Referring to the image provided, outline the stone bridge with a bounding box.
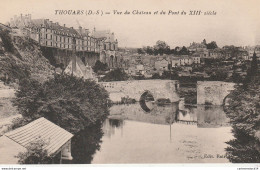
[197,81,235,105]
[99,80,180,103]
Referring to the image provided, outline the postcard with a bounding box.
[0,0,259,168]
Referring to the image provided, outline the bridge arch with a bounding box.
[139,90,155,112]
[223,93,233,113]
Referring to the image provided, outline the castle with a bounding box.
[7,14,120,68]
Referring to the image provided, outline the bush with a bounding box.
[16,139,52,164]
[13,74,110,133]
[101,68,128,82]
[93,60,109,73]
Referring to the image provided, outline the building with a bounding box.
[208,48,224,59]
[64,56,97,81]
[188,41,207,52]
[192,55,201,64]
[136,64,145,75]
[155,58,169,71]
[7,14,119,68]
[0,117,73,164]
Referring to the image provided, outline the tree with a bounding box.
[224,76,260,162]
[13,74,110,133]
[206,41,218,49]
[151,73,161,79]
[93,60,108,73]
[16,139,52,164]
[137,48,145,54]
[145,46,154,55]
[153,40,170,55]
[179,46,189,55]
[101,68,129,82]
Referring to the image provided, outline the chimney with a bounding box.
[64,24,66,27]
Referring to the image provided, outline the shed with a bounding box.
[0,117,74,164]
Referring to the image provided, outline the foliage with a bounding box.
[206,41,218,49]
[225,127,260,163]
[93,60,109,73]
[151,73,161,79]
[16,139,52,164]
[0,55,31,83]
[13,74,110,133]
[153,40,171,55]
[178,46,189,55]
[137,40,190,55]
[224,76,260,163]
[178,88,197,104]
[0,29,20,56]
[101,68,129,82]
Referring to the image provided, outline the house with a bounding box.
[208,48,223,59]
[188,41,207,52]
[155,58,169,71]
[0,117,74,164]
[136,64,145,75]
[192,55,201,64]
[180,56,193,65]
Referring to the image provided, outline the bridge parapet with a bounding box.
[197,81,235,105]
[99,80,180,103]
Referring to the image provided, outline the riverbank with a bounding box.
[0,81,21,135]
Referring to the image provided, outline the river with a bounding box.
[71,102,234,164]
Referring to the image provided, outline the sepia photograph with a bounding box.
[0,0,259,168]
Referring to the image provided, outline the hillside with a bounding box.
[0,28,54,134]
[0,28,54,83]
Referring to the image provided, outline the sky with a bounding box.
[1,0,260,48]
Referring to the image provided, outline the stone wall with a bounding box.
[40,46,99,68]
[99,80,180,102]
[197,81,235,105]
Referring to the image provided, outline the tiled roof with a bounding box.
[29,19,81,37]
[4,117,73,155]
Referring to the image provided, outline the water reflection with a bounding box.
[91,103,233,163]
[71,122,104,164]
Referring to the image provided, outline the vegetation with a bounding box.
[12,74,110,133]
[224,54,260,163]
[137,39,218,56]
[93,60,109,73]
[137,40,189,55]
[101,68,129,82]
[16,139,52,164]
[0,29,21,57]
